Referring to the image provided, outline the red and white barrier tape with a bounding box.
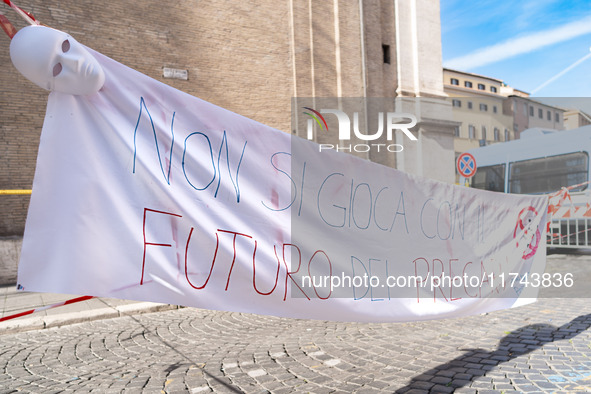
[549,226,591,241]
[546,181,591,235]
[0,295,94,323]
[0,13,16,38]
[2,0,39,26]
[547,181,591,217]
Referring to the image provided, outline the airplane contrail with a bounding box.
[531,48,591,94]
[445,15,591,70]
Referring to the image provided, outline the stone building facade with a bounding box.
[0,0,453,236]
[564,109,591,130]
[443,68,565,174]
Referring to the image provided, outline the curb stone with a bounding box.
[0,302,180,334]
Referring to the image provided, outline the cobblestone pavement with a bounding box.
[0,298,590,393]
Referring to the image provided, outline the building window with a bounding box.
[505,129,510,141]
[478,83,485,90]
[465,81,473,88]
[494,128,499,141]
[479,103,488,111]
[382,44,391,64]
[491,86,498,93]
[450,78,459,85]
[523,103,527,116]
[468,125,475,139]
[555,112,560,122]
[452,99,461,107]
[493,105,498,113]
[454,126,460,137]
[547,110,551,121]
[538,108,543,119]
[481,126,487,140]
[514,123,518,132]
[529,106,534,116]
[467,101,473,109]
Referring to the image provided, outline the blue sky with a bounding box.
[440,0,591,99]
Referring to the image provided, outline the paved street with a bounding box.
[1,295,591,393]
[1,253,591,393]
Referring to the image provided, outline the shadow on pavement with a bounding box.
[547,248,591,256]
[125,313,243,393]
[396,314,591,393]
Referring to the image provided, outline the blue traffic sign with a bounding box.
[457,152,477,178]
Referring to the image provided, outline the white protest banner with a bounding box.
[16,40,548,323]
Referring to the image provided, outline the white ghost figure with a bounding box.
[10,25,105,95]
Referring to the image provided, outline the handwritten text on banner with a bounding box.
[17,48,548,322]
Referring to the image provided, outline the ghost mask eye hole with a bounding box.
[52,63,62,77]
[61,39,70,53]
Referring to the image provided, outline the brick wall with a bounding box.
[0,237,21,285]
[0,0,303,235]
[0,0,448,235]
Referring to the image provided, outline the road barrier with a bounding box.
[547,182,591,248]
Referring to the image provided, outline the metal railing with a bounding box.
[548,218,591,248]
